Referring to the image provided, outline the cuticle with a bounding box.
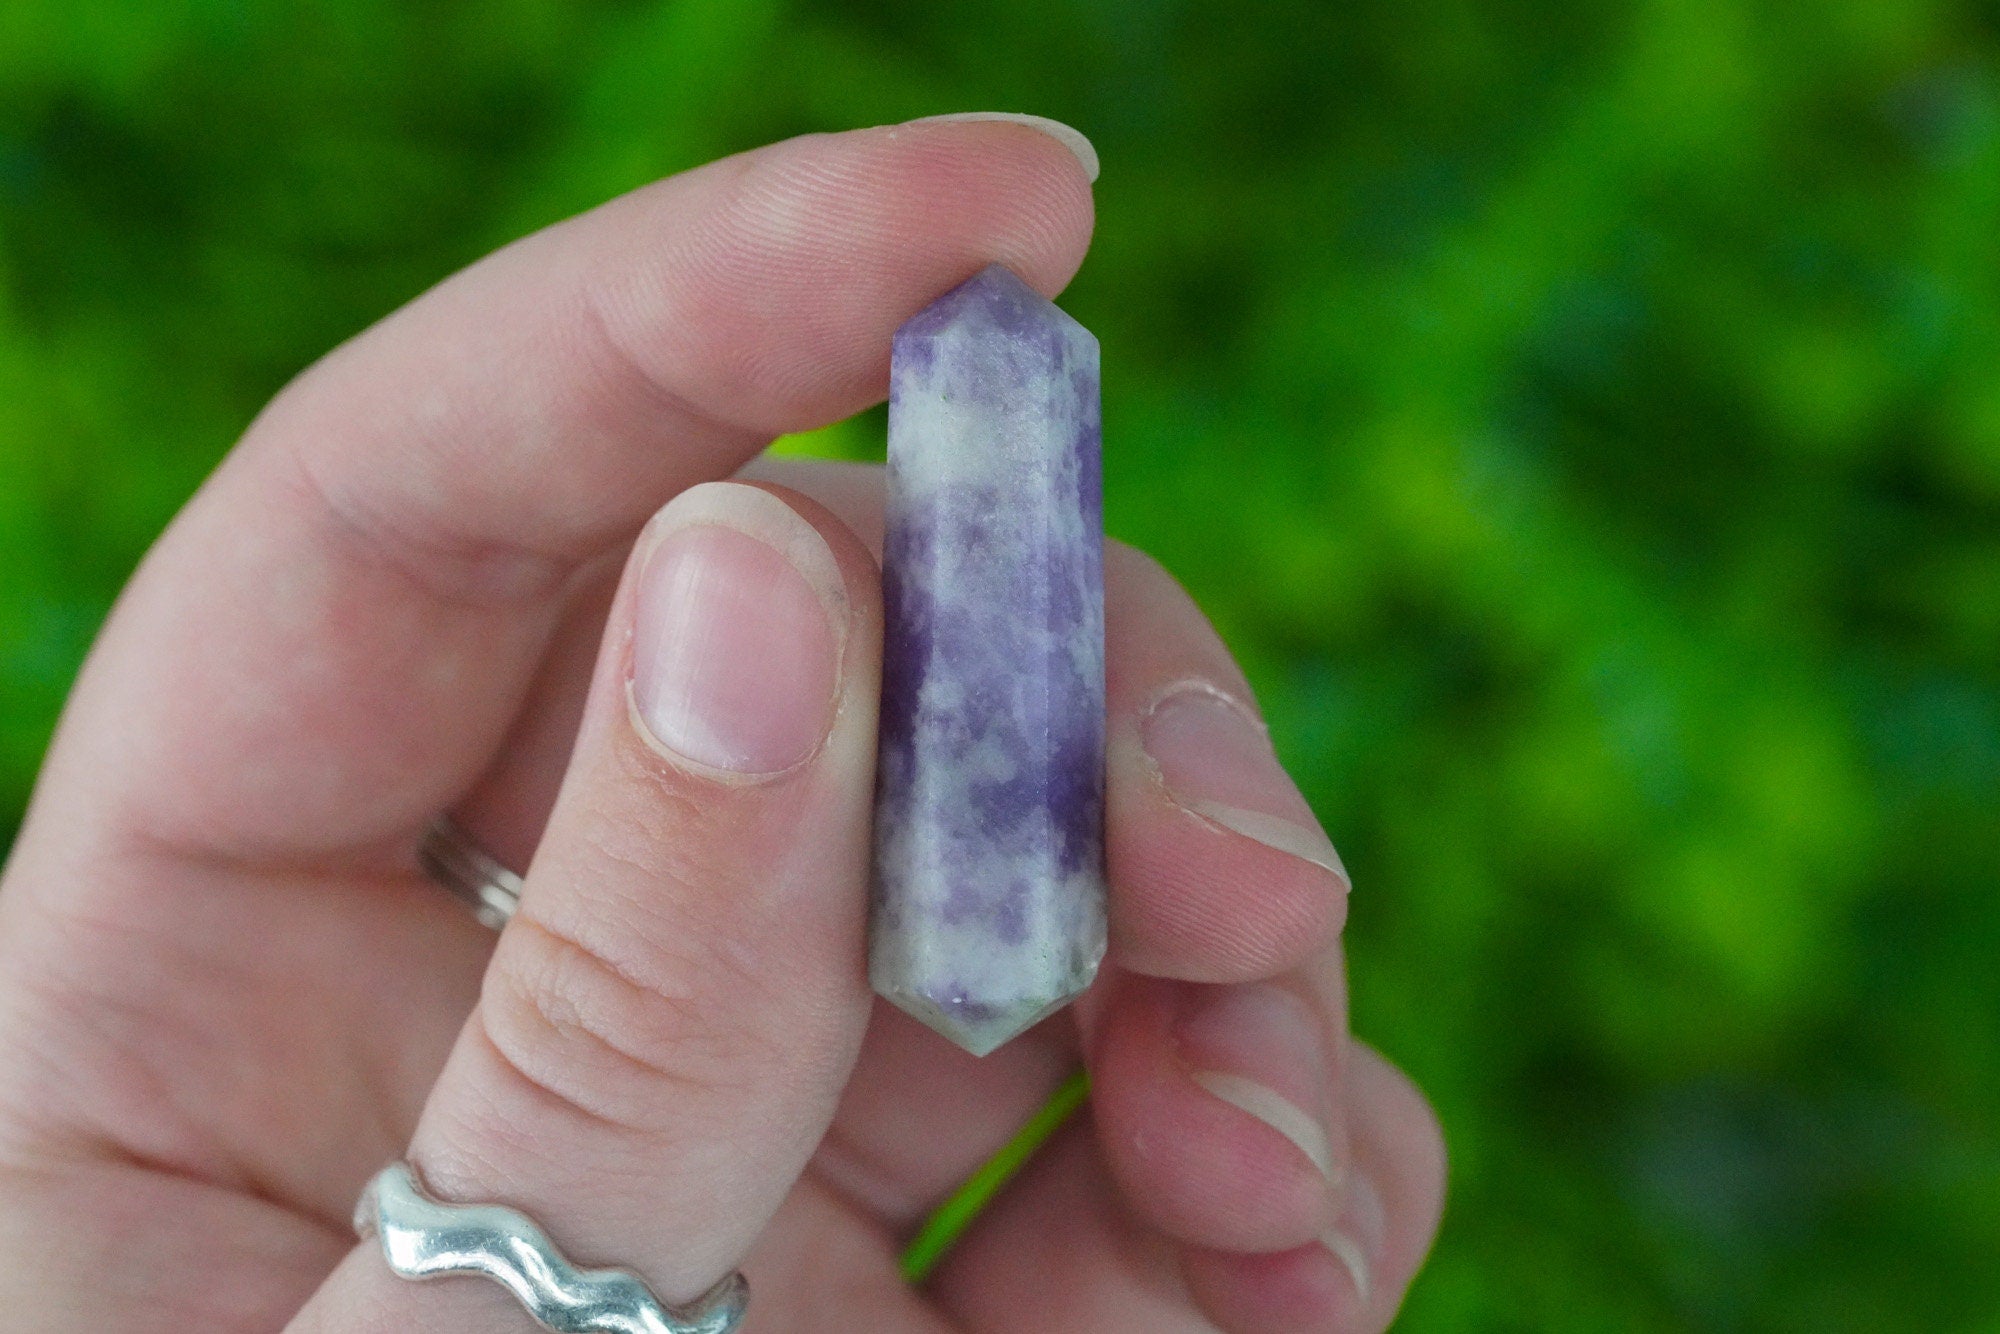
[623,682,834,786]
[1139,676,1268,735]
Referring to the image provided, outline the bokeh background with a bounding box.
[3,1,1997,1327]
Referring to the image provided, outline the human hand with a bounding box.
[0,120,1444,1333]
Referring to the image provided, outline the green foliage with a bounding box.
[3,0,1997,1325]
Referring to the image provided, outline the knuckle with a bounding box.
[608,743,717,835]
[283,433,572,609]
[590,154,824,433]
[576,276,742,447]
[479,907,777,1132]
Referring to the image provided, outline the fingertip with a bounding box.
[1345,1040,1449,1306]
[866,116,1098,288]
[1108,740,1348,981]
[1089,975,1341,1255]
[902,112,1100,184]
[1181,1242,1371,1334]
[596,120,1098,437]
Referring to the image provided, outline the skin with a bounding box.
[0,122,1445,1332]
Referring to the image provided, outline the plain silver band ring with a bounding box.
[355,1162,748,1334]
[421,815,521,930]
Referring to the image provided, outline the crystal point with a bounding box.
[870,264,1107,1057]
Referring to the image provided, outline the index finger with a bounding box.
[34,121,1094,868]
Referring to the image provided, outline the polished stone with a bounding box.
[870,264,1107,1057]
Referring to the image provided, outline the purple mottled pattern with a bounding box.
[870,264,1107,1057]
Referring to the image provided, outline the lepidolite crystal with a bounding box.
[870,264,1108,1057]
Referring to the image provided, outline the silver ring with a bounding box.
[355,1162,748,1334]
[421,816,521,930]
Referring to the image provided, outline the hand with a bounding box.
[0,121,1444,1332]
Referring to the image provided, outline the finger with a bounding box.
[1179,1041,1449,1334]
[1086,953,1354,1257]
[295,480,884,1326]
[33,120,1092,875]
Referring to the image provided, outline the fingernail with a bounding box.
[1178,983,1338,1186]
[1322,1164,1386,1304]
[907,112,1100,182]
[629,483,845,777]
[1141,683,1347,879]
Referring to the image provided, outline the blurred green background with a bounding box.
[3,0,1997,1327]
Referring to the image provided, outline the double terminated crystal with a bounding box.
[871,264,1107,1057]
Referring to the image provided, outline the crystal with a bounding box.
[870,264,1108,1057]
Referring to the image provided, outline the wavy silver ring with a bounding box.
[355,1162,748,1334]
[421,815,522,930]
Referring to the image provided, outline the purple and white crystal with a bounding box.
[870,264,1107,1057]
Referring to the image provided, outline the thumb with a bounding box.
[296,480,882,1327]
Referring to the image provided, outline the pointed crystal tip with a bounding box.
[877,981,1087,1057]
[895,262,1088,347]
